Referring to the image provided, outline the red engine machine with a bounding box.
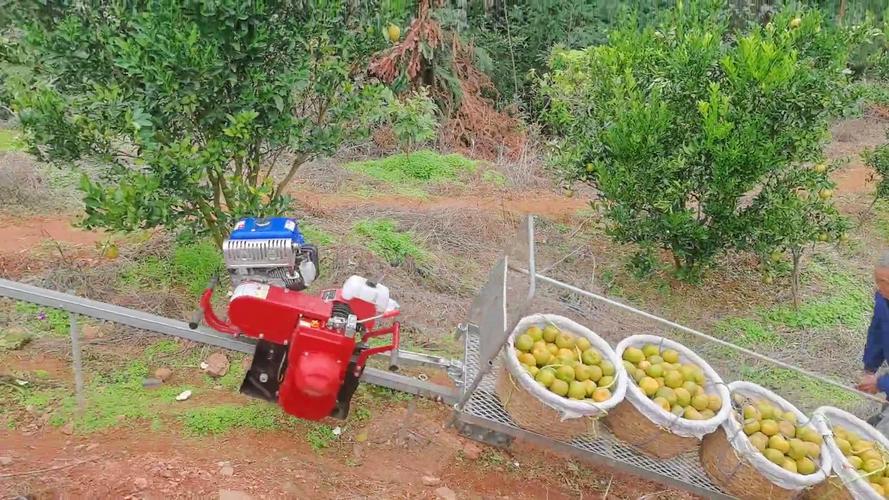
[190,217,401,421]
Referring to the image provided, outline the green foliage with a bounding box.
[4,1,386,245]
[120,240,222,298]
[381,87,439,153]
[180,403,282,436]
[865,132,889,202]
[858,7,889,78]
[468,1,667,107]
[14,302,68,336]
[305,422,337,451]
[346,150,476,185]
[0,128,22,151]
[855,81,889,107]
[19,359,188,433]
[143,339,182,359]
[354,218,428,266]
[361,384,414,402]
[542,4,852,280]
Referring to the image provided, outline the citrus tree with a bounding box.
[542,3,854,282]
[3,0,387,245]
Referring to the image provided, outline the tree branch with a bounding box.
[262,147,285,184]
[218,171,235,210]
[274,152,309,199]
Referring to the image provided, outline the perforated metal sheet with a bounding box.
[458,324,734,498]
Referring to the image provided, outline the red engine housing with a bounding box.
[199,282,399,421]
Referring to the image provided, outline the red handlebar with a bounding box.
[355,322,400,370]
[199,288,239,335]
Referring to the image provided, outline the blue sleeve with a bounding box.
[864,293,886,373]
[878,374,889,395]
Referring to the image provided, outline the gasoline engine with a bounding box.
[190,217,401,421]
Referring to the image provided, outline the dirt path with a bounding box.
[0,216,102,255]
[0,376,676,499]
[827,114,888,195]
[293,190,589,221]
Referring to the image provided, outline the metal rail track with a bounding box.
[0,278,460,404]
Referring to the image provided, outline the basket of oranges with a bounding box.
[496,314,628,441]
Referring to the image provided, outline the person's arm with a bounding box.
[864,293,885,373]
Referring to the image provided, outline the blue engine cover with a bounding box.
[230,217,306,245]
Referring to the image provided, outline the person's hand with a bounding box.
[858,372,879,394]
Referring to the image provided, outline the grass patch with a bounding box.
[305,422,337,451]
[16,359,189,433]
[764,264,870,331]
[482,169,508,187]
[120,240,222,298]
[144,339,181,359]
[179,403,283,436]
[354,218,428,266]
[873,201,889,241]
[713,317,780,347]
[360,384,414,403]
[740,366,860,409]
[299,221,335,246]
[0,128,23,152]
[345,150,476,186]
[711,261,870,347]
[855,80,889,108]
[13,302,69,337]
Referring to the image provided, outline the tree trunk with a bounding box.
[196,200,225,248]
[791,248,802,310]
[838,0,847,25]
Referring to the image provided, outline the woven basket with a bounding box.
[699,382,831,498]
[494,314,627,442]
[605,335,731,459]
[803,477,855,500]
[701,427,797,500]
[495,369,599,441]
[605,399,700,458]
[810,406,889,500]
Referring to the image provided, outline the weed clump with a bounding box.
[179,403,283,436]
[354,218,429,266]
[120,240,222,298]
[345,150,475,185]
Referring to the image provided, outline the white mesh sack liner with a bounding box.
[722,381,832,490]
[614,334,732,439]
[814,406,889,500]
[503,313,628,420]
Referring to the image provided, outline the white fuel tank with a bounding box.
[341,276,398,314]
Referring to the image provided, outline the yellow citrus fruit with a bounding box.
[592,387,611,402]
[760,419,779,437]
[387,24,401,42]
[639,377,659,397]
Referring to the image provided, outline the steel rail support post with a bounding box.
[68,308,85,414]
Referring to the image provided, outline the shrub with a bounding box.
[4,1,386,245]
[542,4,853,283]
